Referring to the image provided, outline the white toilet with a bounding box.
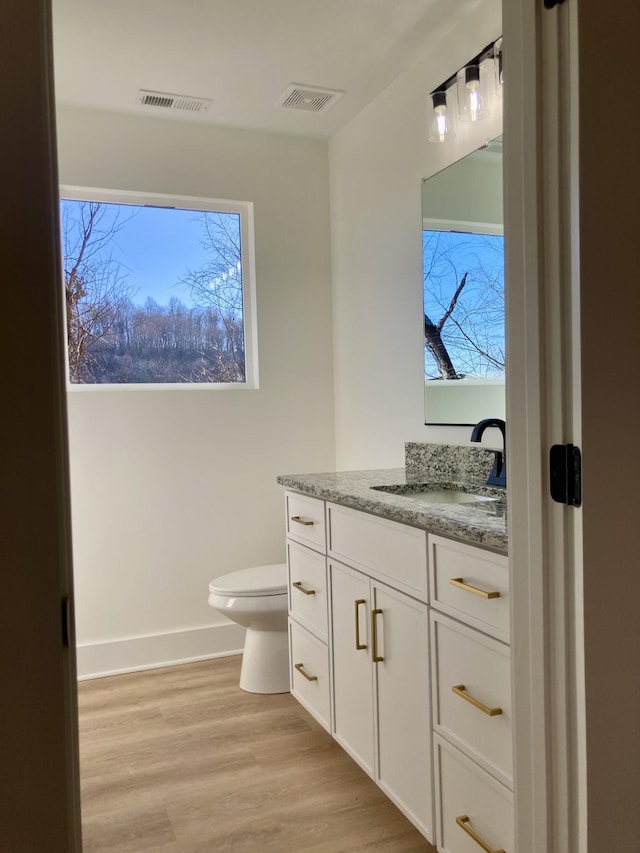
[208,563,289,694]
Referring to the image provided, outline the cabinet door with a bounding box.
[330,560,374,775]
[373,581,433,840]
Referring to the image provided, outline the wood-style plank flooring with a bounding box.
[78,656,436,852]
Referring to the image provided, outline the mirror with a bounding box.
[422,136,504,425]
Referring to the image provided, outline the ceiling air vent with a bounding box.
[276,84,344,113]
[137,90,212,113]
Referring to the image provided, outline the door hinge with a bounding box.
[550,444,582,506]
[544,0,566,8]
[61,595,70,647]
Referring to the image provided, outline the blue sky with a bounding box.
[423,229,505,379]
[61,200,220,309]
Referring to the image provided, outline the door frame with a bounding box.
[503,0,584,850]
[0,2,82,849]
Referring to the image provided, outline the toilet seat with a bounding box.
[208,563,287,597]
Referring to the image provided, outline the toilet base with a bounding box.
[239,627,290,694]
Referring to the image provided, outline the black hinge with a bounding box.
[550,444,582,506]
[61,596,70,647]
[544,0,566,8]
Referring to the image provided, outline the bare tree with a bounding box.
[180,212,246,381]
[423,231,505,380]
[62,201,135,382]
[61,202,248,384]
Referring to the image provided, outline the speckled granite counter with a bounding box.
[277,445,508,554]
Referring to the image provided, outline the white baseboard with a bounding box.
[76,623,246,680]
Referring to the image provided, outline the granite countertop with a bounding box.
[277,444,508,554]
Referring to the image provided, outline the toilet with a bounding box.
[208,563,289,694]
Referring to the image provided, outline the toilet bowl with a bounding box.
[208,563,289,694]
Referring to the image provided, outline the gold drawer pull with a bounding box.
[456,815,505,853]
[450,577,500,599]
[372,609,384,662]
[294,663,318,682]
[291,515,314,526]
[452,685,503,717]
[355,599,367,650]
[292,581,315,596]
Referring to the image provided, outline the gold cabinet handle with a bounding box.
[294,662,318,682]
[450,577,501,599]
[292,581,315,596]
[456,815,505,853]
[371,609,384,662]
[291,515,314,526]
[452,685,503,717]
[355,599,367,650]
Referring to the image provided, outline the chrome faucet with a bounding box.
[470,418,507,488]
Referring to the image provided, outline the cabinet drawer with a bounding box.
[289,619,330,732]
[435,734,513,853]
[285,492,326,553]
[327,502,428,602]
[287,540,328,642]
[429,535,509,642]
[432,612,512,788]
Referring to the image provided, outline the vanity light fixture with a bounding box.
[428,37,502,140]
[428,90,456,143]
[457,62,489,122]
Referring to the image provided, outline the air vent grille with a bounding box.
[137,90,212,113]
[276,84,344,113]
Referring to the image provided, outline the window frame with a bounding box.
[59,185,259,391]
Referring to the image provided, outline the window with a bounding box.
[60,188,257,387]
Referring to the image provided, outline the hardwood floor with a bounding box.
[78,656,436,852]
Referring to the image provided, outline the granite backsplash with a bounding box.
[404,442,495,485]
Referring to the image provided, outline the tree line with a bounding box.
[72,296,245,384]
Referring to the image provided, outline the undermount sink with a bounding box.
[370,484,499,505]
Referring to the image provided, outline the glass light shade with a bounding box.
[428,91,456,143]
[494,38,504,97]
[457,64,490,122]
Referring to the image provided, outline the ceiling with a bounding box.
[52,0,463,139]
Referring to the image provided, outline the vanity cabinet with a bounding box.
[283,490,511,851]
[284,492,433,841]
[429,534,513,853]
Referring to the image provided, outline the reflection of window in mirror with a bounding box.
[422,136,504,425]
[424,230,504,379]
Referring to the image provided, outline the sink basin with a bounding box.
[402,490,497,505]
[371,484,499,505]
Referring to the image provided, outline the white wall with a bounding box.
[57,106,335,674]
[329,0,502,470]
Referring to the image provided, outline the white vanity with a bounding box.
[278,448,512,852]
